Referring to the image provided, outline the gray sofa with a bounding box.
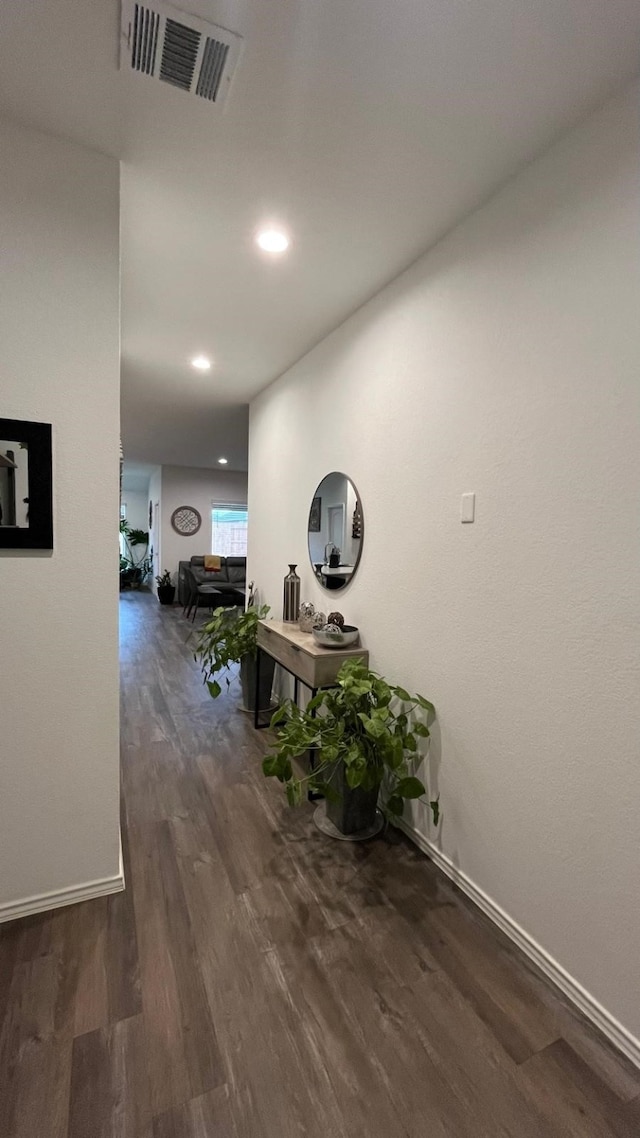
[178,555,247,609]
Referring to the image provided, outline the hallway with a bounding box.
[1,592,639,1136]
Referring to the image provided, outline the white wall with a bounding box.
[160,464,248,583]
[0,118,121,915]
[249,83,640,1054]
[121,489,149,536]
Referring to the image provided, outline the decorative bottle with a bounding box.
[283,564,301,623]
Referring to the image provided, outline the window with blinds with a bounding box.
[211,504,248,556]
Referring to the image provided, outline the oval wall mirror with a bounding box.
[307,472,364,591]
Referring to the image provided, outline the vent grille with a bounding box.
[132,3,160,75]
[160,18,200,91]
[196,37,230,102]
[121,1,242,108]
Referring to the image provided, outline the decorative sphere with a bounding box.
[327,611,344,628]
[323,623,342,633]
[311,612,326,629]
[299,601,315,617]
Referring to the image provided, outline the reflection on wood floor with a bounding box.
[1,591,639,1136]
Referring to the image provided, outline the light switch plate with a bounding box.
[461,493,475,523]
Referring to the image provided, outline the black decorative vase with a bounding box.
[157,585,176,605]
[326,762,379,835]
[283,564,300,623]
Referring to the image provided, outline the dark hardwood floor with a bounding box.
[1,590,639,1136]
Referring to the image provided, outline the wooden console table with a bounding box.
[254,619,368,729]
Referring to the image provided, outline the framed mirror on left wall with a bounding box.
[0,418,53,549]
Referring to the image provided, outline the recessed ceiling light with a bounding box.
[218,457,228,464]
[191,355,211,371]
[256,228,290,254]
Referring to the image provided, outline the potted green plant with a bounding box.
[195,603,275,712]
[263,658,438,835]
[119,521,151,590]
[155,569,176,605]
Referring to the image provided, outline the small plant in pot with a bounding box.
[194,602,275,712]
[155,569,176,605]
[263,658,438,836]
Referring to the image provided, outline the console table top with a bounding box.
[257,619,367,662]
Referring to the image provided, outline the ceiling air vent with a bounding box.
[121,1,242,106]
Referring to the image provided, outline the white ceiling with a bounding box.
[121,461,157,494]
[1,1,639,471]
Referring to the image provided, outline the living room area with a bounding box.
[120,458,249,616]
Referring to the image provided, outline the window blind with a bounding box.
[211,504,248,557]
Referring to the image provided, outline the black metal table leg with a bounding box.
[254,645,262,730]
[308,686,323,800]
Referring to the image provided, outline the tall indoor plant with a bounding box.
[263,658,438,834]
[119,521,151,589]
[195,602,275,712]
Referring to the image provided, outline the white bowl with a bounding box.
[312,625,360,649]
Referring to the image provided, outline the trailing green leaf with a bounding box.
[269,704,288,728]
[415,695,436,722]
[386,738,404,770]
[395,776,425,799]
[412,722,431,738]
[306,692,325,713]
[362,716,386,739]
[284,758,294,780]
[345,764,366,789]
[262,754,281,778]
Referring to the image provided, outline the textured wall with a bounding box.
[121,489,150,536]
[0,118,121,911]
[249,84,640,1042]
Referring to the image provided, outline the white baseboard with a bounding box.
[0,835,125,924]
[396,817,640,1071]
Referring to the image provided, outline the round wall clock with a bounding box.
[170,505,202,536]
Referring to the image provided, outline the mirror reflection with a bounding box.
[308,472,364,590]
[0,440,29,528]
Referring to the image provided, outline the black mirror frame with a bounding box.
[0,418,53,549]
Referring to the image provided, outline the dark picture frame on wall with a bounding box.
[308,495,321,532]
[0,418,53,549]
